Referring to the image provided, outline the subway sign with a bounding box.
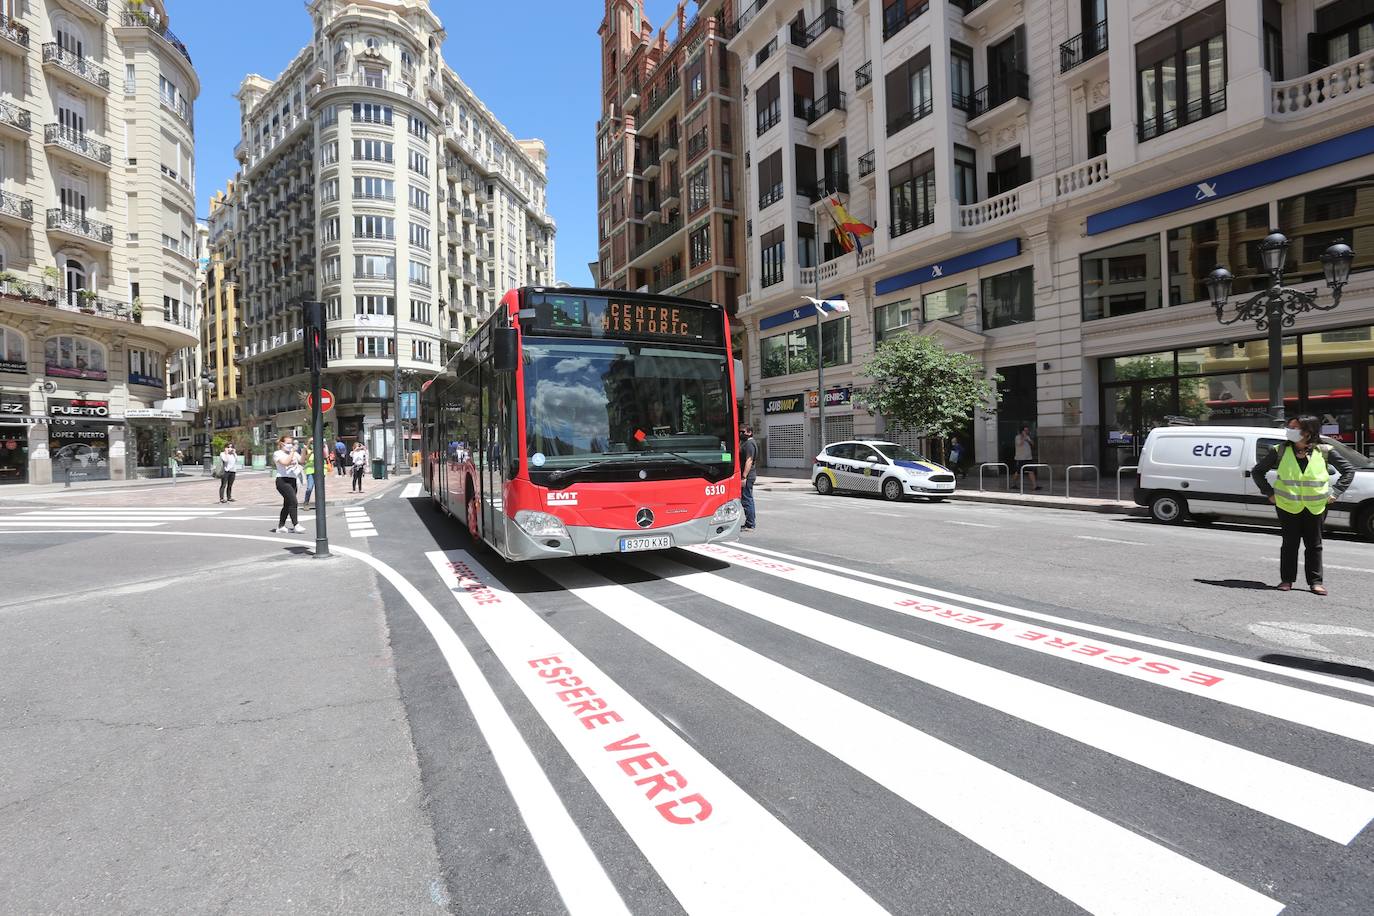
[764,393,804,414]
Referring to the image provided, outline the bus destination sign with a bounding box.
[528,293,723,346]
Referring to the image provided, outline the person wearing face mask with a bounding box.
[1250,416,1356,595]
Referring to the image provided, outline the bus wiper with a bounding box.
[546,457,648,485]
[640,446,725,479]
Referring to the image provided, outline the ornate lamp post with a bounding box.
[1205,232,1353,423]
[200,372,215,471]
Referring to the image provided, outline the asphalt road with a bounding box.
[1,481,1371,914]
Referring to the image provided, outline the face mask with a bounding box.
[1285,428,1303,443]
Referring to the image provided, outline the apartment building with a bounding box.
[222,0,555,454]
[596,0,746,349]
[732,0,1374,472]
[201,181,245,452]
[0,0,200,484]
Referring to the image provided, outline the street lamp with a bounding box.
[200,372,216,471]
[1206,231,1353,422]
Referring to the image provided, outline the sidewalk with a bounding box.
[0,466,413,505]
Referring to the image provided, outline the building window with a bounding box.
[1279,173,1374,283]
[44,335,107,380]
[1081,236,1162,321]
[686,55,706,104]
[320,141,339,165]
[353,176,395,199]
[0,325,26,370]
[408,115,429,139]
[874,299,913,343]
[1137,2,1226,141]
[352,139,394,162]
[352,102,393,124]
[923,284,966,323]
[758,150,783,209]
[988,147,1032,197]
[127,347,164,385]
[409,149,429,176]
[409,261,432,288]
[760,226,785,288]
[759,319,851,378]
[319,104,338,128]
[950,40,974,112]
[886,47,932,135]
[1316,0,1374,68]
[756,74,781,135]
[409,222,431,250]
[953,144,977,206]
[1087,107,1111,158]
[320,178,340,202]
[323,257,341,282]
[408,185,430,210]
[357,336,395,357]
[412,339,433,363]
[981,265,1035,329]
[354,295,394,316]
[1262,0,1283,79]
[883,0,927,41]
[353,215,395,239]
[353,254,395,279]
[1167,205,1269,306]
[410,299,431,324]
[321,217,340,242]
[722,217,735,262]
[326,297,342,320]
[888,150,935,238]
[688,166,710,213]
[689,225,711,267]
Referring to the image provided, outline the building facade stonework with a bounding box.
[219,0,555,455]
[732,0,1374,471]
[0,0,200,484]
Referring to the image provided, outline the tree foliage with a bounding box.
[853,333,1001,439]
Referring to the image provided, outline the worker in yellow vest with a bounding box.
[1251,416,1356,595]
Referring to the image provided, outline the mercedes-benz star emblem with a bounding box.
[635,508,654,528]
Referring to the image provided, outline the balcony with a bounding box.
[889,207,935,240]
[686,128,709,160]
[1060,19,1107,74]
[956,186,1022,229]
[53,0,108,19]
[659,137,679,162]
[1273,47,1374,120]
[622,82,641,114]
[855,61,872,94]
[805,173,849,202]
[1139,87,1225,142]
[756,106,781,136]
[759,183,784,210]
[800,90,847,132]
[630,216,683,265]
[47,208,114,247]
[1051,154,1110,202]
[0,13,29,52]
[649,268,684,294]
[732,0,770,37]
[42,44,110,91]
[641,71,681,128]
[0,100,30,138]
[642,151,661,179]
[0,190,34,225]
[887,97,933,136]
[957,0,1012,30]
[882,0,928,41]
[44,124,112,168]
[119,12,193,66]
[857,150,875,181]
[790,7,842,52]
[967,72,1030,128]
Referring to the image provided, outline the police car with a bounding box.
[812,439,957,501]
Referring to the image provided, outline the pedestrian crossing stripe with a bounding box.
[0,506,237,530]
[688,543,1374,746]
[425,549,887,916]
[400,482,423,499]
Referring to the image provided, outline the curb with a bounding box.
[754,478,1144,516]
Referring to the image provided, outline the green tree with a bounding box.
[853,334,1002,441]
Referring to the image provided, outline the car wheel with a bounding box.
[1356,506,1374,541]
[814,474,834,495]
[1149,492,1187,525]
[882,478,904,501]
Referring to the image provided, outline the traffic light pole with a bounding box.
[302,301,331,559]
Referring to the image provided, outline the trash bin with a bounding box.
[372,457,387,480]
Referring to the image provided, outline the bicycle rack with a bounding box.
[978,462,1009,492]
[1019,463,1052,496]
[1065,465,1099,501]
[1116,465,1139,503]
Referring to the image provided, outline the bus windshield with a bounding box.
[522,338,734,482]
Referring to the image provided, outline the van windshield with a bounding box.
[1322,437,1374,470]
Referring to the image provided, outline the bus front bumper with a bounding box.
[506,513,742,561]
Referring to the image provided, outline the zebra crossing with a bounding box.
[343,505,377,537]
[413,541,1374,915]
[0,506,236,530]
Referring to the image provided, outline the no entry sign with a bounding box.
[307,389,335,412]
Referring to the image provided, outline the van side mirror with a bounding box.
[494,327,518,373]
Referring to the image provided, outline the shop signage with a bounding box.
[875,238,1022,296]
[128,372,166,388]
[125,408,183,419]
[764,393,804,415]
[48,398,110,419]
[0,357,24,375]
[807,387,852,409]
[1,393,27,416]
[759,298,849,332]
[1086,125,1374,235]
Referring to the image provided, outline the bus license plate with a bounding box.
[619,535,671,552]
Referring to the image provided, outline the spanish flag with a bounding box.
[825,195,875,253]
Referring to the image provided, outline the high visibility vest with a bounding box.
[1273,445,1331,515]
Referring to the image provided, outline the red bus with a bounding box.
[421,286,743,561]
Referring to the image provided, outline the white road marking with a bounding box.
[690,543,1374,739]
[727,542,1374,702]
[949,521,998,528]
[1075,535,1147,546]
[0,522,167,528]
[31,507,236,514]
[0,529,631,916]
[634,555,1374,844]
[426,550,886,916]
[545,561,1282,916]
[400,482,423,499]
[1262,557,1374,574]
[349,529,378,538]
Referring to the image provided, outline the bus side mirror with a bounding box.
[733,358,744,395]
[494,327,518,373]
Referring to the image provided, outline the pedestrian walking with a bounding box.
[273,435,306,533]
[301,444,317,508]
[739,423,757,531]
[1014,425,1040,490]
[1250,415,1356,595]
[948,435,966,479]
[170,448,184,479]
[218,443,239,503]
[334,437,347,476]
[351,440,369,493]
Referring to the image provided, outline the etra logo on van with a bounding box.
[1192,442,1233,457]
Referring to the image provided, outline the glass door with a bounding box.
[1304,365,1357,446]
[1102,380,1177,473]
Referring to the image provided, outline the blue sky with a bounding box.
[179,0,683,287]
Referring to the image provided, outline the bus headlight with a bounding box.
[514,510,569,538]
[710,500,742,524]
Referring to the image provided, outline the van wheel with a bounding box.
[1149,492,1187,525]
[882,478,904,501]
[1356,506,1374,541]
[814,474,834,495]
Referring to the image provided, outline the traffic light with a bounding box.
[301,301,328,371]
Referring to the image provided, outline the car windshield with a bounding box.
[871,443,929,463]
[522,338,734,479]
[1323,437,1374,469]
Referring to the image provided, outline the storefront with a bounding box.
[47,398,115,482]
[1100,323,1374,471]
[0,392,28,483]
[762,392,806,468]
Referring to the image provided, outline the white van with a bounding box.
[1134,425,1374,539]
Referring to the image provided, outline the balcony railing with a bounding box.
[0,100,30,133]
[642,70,681,120]
[970,71,1029,118]
[855,61,872,91]
[733,0,770,35]
[631,216,683,261]
[1139,87,1226,141]
[759,183,784,210]
[0,12,29,48]
[883,0,928,41]
[791,7,843,48]
[887,97,933,136]
[806,173,849,201]
[756,105,781,136]
[44,124,112,165]
[42,43,110,89]
[798,90,846,123]
[686,128,709,159]
[1272,46,1374,117]
[47,208,114,244]
[1060,19,1107,73]
[889,207,935,239]
[0,191,33,221]
[650,269,684,294]
[120,12,193,65]
[857,150,875,178]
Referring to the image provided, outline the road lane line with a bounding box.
[949,521,998,528]
[1075,535,1147,546]
[688,543,1374,738]
[545,561,1282,916]
[400,483,422,499]
[724,542,1374,702]
[632,555,1374,844]
[1263,557,1374,574]
[0,521,167,527]
[426,550,886,916]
